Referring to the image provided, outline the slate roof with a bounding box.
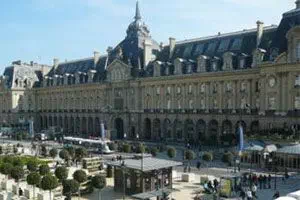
[106,157,182,172]
[157,25,277,63]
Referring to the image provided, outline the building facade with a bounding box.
[1,2,300,144]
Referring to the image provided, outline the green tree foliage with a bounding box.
[26,172,41,200]
[27,160,38,172]
[59,149,70,164]
[150,147,158,157]
[55,166,69,182]
[108,143,118,151]
[202,152,213,162]
[135,143,145,154]
[122,144,131,153]
[39,164,50,176]
[184,150,195,161]
[75,147,88,161]
[40,174,58,200]
[222,152,233,165]
[49,148,58,159]
[64,146,75,159]
[167,147,176,159]
[0,163,13,177]
[10,166,24,182]
[62,179,79,199]
[73,170,87,184]
[92,175,106,200]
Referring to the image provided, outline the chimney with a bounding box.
[169,37,176,59]
[53,58,59,68]
[143,39,152,67]
[256,21,264,48]
[93,51,100,68]
[296,0,300,9]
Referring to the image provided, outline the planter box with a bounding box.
[182,173,195,182]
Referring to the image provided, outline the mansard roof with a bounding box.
[157,25,278,63]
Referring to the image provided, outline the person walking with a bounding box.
[251,184,257,199]
[268,174,272,189]
[258,175,263,189]
[246,188,253,200]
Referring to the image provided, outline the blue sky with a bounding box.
[0,0,295,73]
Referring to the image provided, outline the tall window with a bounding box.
[295,75,300,87]
[296,42,300,60]
[167,100,171,109]
[295,96,300,109]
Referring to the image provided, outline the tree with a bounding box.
[0,163,13,179]
[75,147,88,161]
[27,160,38,172]
[59,149,70,166]
[185,150,195,172]
[49,148,58,160]
[41,145,47,157]
[65,146,75,160]
[55,166,69,182]
[39,164,50,176]
[12,157,24,167]
[122,144,131,153]
[62,179,79,200]
[167,147,176,159]
[136,143,145,154]
[150,147,158,157]
[27,172,41,200]
[40,174,58,200]
[73,170,87,199]
[202,152,213,162]
[222,152,233,166]
[91,175,106,200]
[13,145,18,154]
[10,166,25,197]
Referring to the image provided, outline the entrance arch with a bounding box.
[152,119,161,140]
[144,118,151,140]
[75,117,80,134]
[184,119,194,141]
[64,116,68,134]
[82,117,87,135]
[174,119,183,141]
[208,120,219,136]
[163,118,172,139]
[44,116,48,129]
[88,117,94,136]
[59,116,63,129]
[222,120,233,135]
[114,118,124,139]
[95,117,101,137]
[196,119,206,141]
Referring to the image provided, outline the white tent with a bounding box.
[288,190,300,200]
[276,197,297,200]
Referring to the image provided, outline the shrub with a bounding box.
[10,166,24,182]
[55,166,69,182]
[150,147,158,157]
[222,152,233,165]
[202,152,213,162]
[27,160,38,172]
[108,143,118,151]
[39,164,50,176]
[75,147,88,161]
[49,148,58,159]
[62,179,79,198]
[136,143,145,154]
[185,150,195,161]
[167,147,176,159]
[40,174,58,200]
[122,144,131,153]
[73,170,87,184]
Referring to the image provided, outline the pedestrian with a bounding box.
[263,175,267,189]
[285,168,289,179]
[251,184,257,199]
[197,160,201,170]
[19,188,23,196]
[259,175,263,189]
[268,174,272,189]
[240,189,246,200]
[246,188,253,200]
[213,179,219,192]
[273,191,280,199]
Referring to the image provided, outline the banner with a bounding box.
[100,122,105,139]
[238,124,244,153]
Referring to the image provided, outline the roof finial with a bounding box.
[296,0,300,9]
[135,1,142,20]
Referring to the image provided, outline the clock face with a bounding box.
[269,77,276,88]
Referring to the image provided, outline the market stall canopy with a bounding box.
[244,143,264,151]
[277,144,300,155]
[131,188,179,199]
[288,190,300,200]
[264,144,277,153]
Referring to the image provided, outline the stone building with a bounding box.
[1,1,300,144]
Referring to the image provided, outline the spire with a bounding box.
[296,0,300,9]
[135,1,142,20]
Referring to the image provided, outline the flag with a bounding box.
[238,124,244,153]
[100,122,105,139]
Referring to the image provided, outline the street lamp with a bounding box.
[124,133,127,140]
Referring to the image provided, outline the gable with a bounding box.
[106,59,131,82]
